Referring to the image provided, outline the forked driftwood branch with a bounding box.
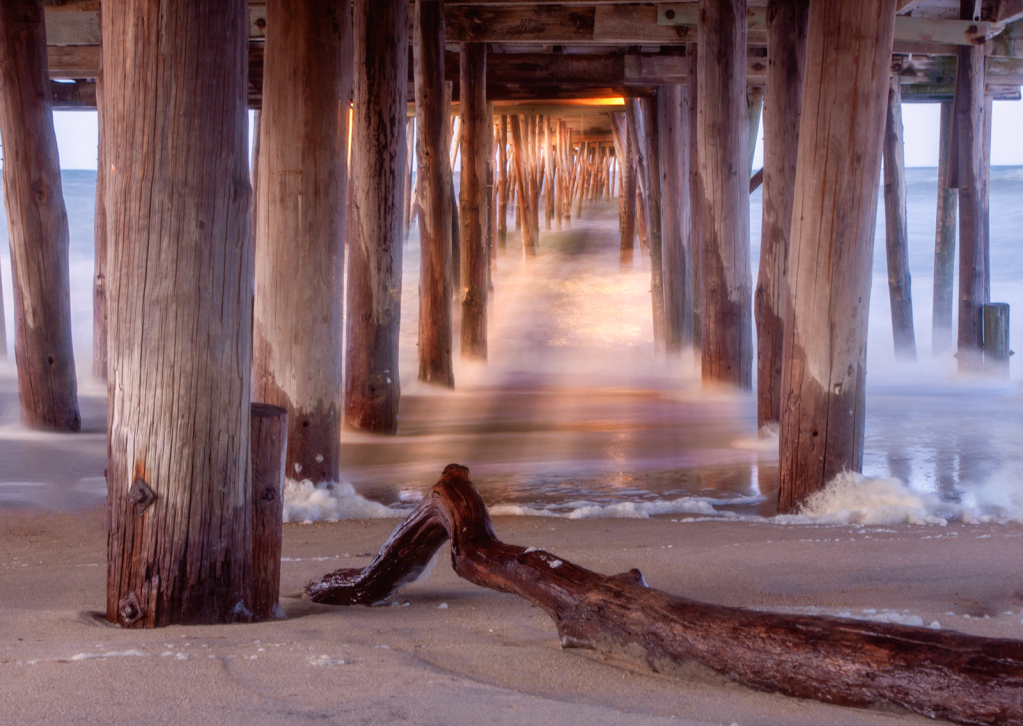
[307,465,1023,726]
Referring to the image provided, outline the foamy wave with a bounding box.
[778,472,956,526]
[283,480,407,523]
[490,495,761,520]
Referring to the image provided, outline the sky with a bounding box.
[38,98,1023,171]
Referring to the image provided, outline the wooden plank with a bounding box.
[778,0,898,512]
[997,0,1023,23]
[0,0,81,430]
[415,0,455,388]
[43,7,99,45]
[46,44,99,76]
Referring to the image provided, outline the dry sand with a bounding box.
[2,501,1021,726]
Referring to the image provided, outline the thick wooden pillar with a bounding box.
[459,41,487,361]
[415,0,453,387]
[345,0,408,433]
[0,0,80,430]
[697,0,752,388]
[610,112,635,272]
[755,0,808,433]
[954,19,987,372]
[932,100,957,355]
[255,0,350,481]
[778,0,897,513]
[639,97,665,352]
[104,0,254,626]
[93,69,108,379]
[498,114,508,249]
[659,85,693,354]
[250,403,288,621]
[882,76,916,360]
[508,114,536,258]
[687,45,702,351]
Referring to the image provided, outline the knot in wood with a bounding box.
[261,487,276,502]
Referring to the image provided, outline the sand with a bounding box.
[2,500,1021,726]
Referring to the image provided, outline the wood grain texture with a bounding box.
[697,0,752,388]
[778,0,897,513]
[415,0,455,387]
[345,0,409,433]
[254,0,350,482]
[508,114,536,258]
[687,45,702,352]
[932,99,957,355]
[309,465,1023,726]
[754,0,807,431]
[658,85,693,354]
[609,112,635,271]
[0,0,80,429]
[954,32,988,372]
[459,41,488,361]
[250,403,287,621]
[92,67,106,379]
[882,76,917,360]
[497,114,508,247]
[103,0,254,626]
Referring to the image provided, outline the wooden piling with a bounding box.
[637,97,665,352]
[509,114,536,258]
[778,0,897,513]
[982,303,1010,378]
[754,0,808,432]
[459,41,488,361]
[250,403,288,621]
[610,112,635,272]
[0,0,80,430]
[687,45,702,351]
[697,0,752,388]
[954,4,987,373]
[255,0,350,481]
[404,117,415,238]
[103,0,254,625]
[92,68,107,379]
[932,100,957,355]
[498,114,508,249]
[544,117,555,230]
[414,0,454,387]
[882,76,917,360]
[659,85,693,354]
[345,0,408,433]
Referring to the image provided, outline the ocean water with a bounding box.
[0,167,1020,523]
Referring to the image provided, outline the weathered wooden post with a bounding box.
[250,403,288,621]
[459,41,488,361]
[687,45,702,351]
[93,67,108,379]
[498,114,508,249]
[509,114,536,258]
[697,0,752,388]
[954,1,987,373]
[754,0,808,433]
[345,0,408,433]
[415,0,454,387]
[610,112,636,272]
[982,303,1010,377]
[778,0,897,513]
[932,100,957,355]
[882,76,917,360]
[544,117,555,230]
[0,0,80,430]
[637,97,665,352]
[659,85,693,354]
[255,0,351,482]
[104,0,255,626]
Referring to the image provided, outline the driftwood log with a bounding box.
[308,465,1023,726]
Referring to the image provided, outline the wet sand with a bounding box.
[2,502,1021,725]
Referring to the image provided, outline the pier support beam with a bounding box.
[697,0,752,388]
[640,97,665,353]
[254,0,350,482]
[498,114,508,249]
[93,70,108,379]
[687,45,702,352]
[345,0,408,433]
[954,21,988,373]
[415,0,454,387]
[882,76,917,360]
[509,114,536,258]
[0,0,80,430]
[459,41,488,361]
[104,0,254,625]
[658,85,693,353]
[932,100,957,355]
[610,112,636,272]
[754,0,808,433]
[778,0,897,513]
